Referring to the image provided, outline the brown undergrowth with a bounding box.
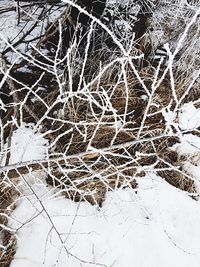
[1,60,199,209]
[0,181,18,267]
[17,64,198,204]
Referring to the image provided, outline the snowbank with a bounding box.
[9,174,200,267]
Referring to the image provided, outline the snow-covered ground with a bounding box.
[0,1,200,267]
[5,101,200,267]
[8,174,200,267]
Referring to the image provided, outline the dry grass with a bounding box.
[0,182,18,267]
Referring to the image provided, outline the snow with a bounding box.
[0,1,64,64]
[172,133,200,182]
[162,108,176,125]
[7,100,200,267]
[8,174,200,267]
[170,103,200,182]
[6,95,200,267]
[10,123,48,164]
[179,102,200,130]
[174,134,200,155]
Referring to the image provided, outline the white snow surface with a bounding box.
[179,102,200,130]
[9,174,200,267]
[10,123,48,164]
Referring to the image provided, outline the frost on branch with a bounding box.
[0,0,200,265]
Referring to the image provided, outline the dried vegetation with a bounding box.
[0,0,200,263]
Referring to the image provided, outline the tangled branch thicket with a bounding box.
[0,0,200,265]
